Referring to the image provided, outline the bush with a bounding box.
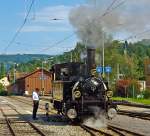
[0,83,4,90]
[142,90,150,99]
[0,83,7,96]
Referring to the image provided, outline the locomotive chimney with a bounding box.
[87,47,96,75]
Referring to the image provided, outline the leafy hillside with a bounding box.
[0,54,51,63]
[0,54,52,79]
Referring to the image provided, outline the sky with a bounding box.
[0,0,85,55]
[0,0,150,55]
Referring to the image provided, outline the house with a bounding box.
[8,69,52,95]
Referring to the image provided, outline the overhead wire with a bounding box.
[101,0,126,18]
[103,0,119,15]
[120,28,150,42]
[4,0,35,54]
[39,33,75,52]
[127,29,150,40]
[32,0,36,20]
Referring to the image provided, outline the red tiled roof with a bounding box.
[16,68,51,81]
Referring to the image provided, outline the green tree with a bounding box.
[0,63,6,79]
[0,83,7,96]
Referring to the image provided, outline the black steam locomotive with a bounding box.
[50,48,117,120]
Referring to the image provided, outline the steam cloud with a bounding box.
[83,107,107,128]
[69,0,150,43]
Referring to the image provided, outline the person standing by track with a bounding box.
[32,88,40,120]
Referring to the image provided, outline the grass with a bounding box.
[112,97,150,105]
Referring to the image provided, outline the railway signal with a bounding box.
[96,66,103,73]
[105,66,112,86]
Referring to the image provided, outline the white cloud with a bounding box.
[22,5,74,33]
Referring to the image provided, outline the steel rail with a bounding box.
[0,108,16,136]
[107,126,126,136]
[108,124,145,136]
[80,124,98,136]
[9,96,57,115]
[113,100,150,108]
[80,123,145,136]
[9,96,47,110]
[1,103,47,136]
[80,124,114,136]
[118,110,150,121]
[118,110,150,117]
[28,121,46,136]
[7,104,47,136]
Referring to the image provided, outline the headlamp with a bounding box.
[67,109,77,119]
[106,91,113,98]
[73,90,81,98]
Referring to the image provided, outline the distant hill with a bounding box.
[0,54,51,63]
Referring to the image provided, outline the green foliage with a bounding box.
[142,90,150,99]
[0,63,6,79]
[0,83,7,96]
[48,42,85,64]
[9,59,51,77]
[72,42,86,62]
[98,39,150,82]
[0,83,4,90]
[128,85,139,98]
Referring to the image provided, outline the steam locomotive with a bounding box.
[50,48,117,120]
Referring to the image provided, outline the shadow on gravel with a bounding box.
[12,113,71,126]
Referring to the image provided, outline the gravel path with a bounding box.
[0,96,91,136]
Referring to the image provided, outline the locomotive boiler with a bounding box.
[50,48,117,120]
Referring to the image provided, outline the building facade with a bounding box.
[8,69,52,95]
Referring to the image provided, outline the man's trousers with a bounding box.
[32,100,39,119]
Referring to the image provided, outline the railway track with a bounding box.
[7,96,149,135]
[80,123,145,136]
[0,103,46,136]
[118,110,150,121]
[9,96,58,114]
[0,101,92,136]
[8,96,58,115]
[80,124,113,136]
[0,119,12,136]
[113,100,150,109]
[7,96,68,123]
[9,96,48,111]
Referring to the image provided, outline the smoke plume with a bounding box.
[69,0,150,42]
[69,5,108,48]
